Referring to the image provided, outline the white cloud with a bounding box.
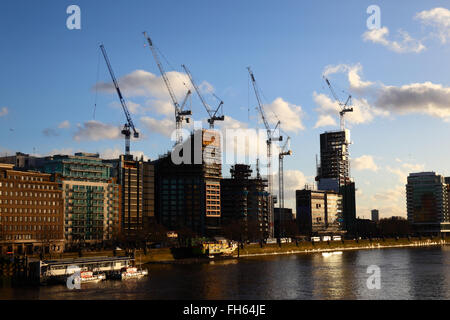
[318,63,450,123]
[0,107,9,117]
[416,7,450,44]
[58,120,71,129]
[145,99,175,117]
[274,170,313,211]
[387,162,425,184]
[264,98,305,133]
[100,147,149,161]
[110,100,146,115]
[376,81,450,121]
[314,115,337,128]
[73,120,123,141]
[313,92,384,127]
[362,26,426,53]
[140,116,175,138]
[94,70,191,99]
[323,64,374,92]
[352,155,379,172]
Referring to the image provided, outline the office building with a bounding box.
[406,172,450,235]
[43,153,120,246]
[296,188,344,236]
[0,164,64,255]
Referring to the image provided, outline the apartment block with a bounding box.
[406,172,450,235]
[43,153,120,246]
[106,155,155,240]
[296,188,344,236]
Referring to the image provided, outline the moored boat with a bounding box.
[120,267,148,280]
[80,271,106,283]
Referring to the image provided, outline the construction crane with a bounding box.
[278,135,292,239]
[143,32,192,145]
[100,44,139,157]
[182,64,224,129]
[247,67,283,238]
[324,76,353,130]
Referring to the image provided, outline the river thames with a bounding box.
[1,246,450,300]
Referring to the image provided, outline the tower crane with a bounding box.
[182,64,224,129]
[324,76,353,130]
[100,44,139,158]
[278,135,292,239]
[143,32,192,145]
[247,67,283,238]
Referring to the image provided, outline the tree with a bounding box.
[379,217,412,237]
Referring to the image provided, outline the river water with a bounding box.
[1,246,450,300]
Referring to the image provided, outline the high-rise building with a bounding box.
[43,153,120,246]
[296,188,344,236]
[316,130,356,232]
[106,155,155,241]
[221,164,270,239]
[0,164,64,255]
[371,209,380,222]
[406,172,450,235]
[153,129,222,236]
[316,130,351,191]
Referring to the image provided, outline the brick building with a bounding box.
[0,164,64,255]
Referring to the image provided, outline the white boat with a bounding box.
[80,271,106,283]
[120,267,148,280]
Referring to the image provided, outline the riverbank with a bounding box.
[142,237,450,264]
[5,237,448,267]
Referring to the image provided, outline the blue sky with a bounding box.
[1,0,450,218]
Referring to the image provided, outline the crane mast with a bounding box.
[100,44,139,157]
[324,77,353,130]
[143,32,192,144]
[278,136,292,239]
[247,67,282,238]
[182,64,224,129]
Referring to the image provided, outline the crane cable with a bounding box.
[93,48,101,120]
[155,45,191,92]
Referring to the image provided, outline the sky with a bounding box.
[1,0,450,219]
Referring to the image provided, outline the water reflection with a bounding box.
[0,247,448,300]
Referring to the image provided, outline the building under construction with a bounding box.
[152,129,222,236]
[220,164,270,240]
[316,130,356,233]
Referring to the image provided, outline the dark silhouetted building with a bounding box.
[221,164,270,239]
[153,129,222,236]
[106,155,155,241]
